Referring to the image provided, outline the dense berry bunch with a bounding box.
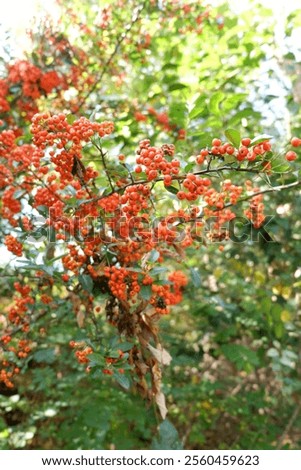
[1,107,300,414]
[104,266,140,301]
[244,181,265,229]
[4,235,23,256]
[196,137,273,164]
[151,271,188,314]
[69,341,93,364]
[135,139,180,181]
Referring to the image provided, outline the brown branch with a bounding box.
[181,179,301,225]
[223,179,301,209]
[78,165,263,207]
[0,309,48,349]
[76,1,147,112]
[93,140,115,192]
[28,169,65,204]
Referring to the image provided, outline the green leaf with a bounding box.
[222,93,248,112]
[250,134,273,146]
[42,266,54,276]
[189,95,207,120]
[168,83,188,91]
[107,350,122,359]
[189,132,212,148]
[208,91,225,116]
[184,162,195,173]
[190,267,201,287]
[127,267,143,273]
[274,322,284,339]
[169,101,187,127]
[89,353,105,367]
[140,285,152,300]
[267,348,279,358]
[162,63,178,71]
[66,114,76,124]
[149,249,160,263]
[33,348,56,364]
[79,274,94,293]
[224,154,237,164]
[152,419,183,450]
[270,156,290,173]
[225,128,241,148]
[15,261,54,276]
[165,185,179,194]
[117,342,134,352]
[149,266,168,275]
[221,344,259,371]
[114,371,131,390]
[227,108,261,127]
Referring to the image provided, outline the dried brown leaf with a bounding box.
[155,391,168,420]
[76,310,85,328]
[147,343,172,365]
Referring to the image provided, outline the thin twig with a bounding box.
[0,309,48,348]
[78,165,263,207]
[93,140,115,191]
[223,179,301,207]
[180,179,301,225]
[79,166,300,210]
[76,1,147,111]
[277,402,301,449]
[28,169,65,204]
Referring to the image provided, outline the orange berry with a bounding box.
[197,155,205,164]
[177,191,186,200]
[262,141,271,151]
[163,175,172,186]
[253,145,263,155]
[200,149,209,157]
[211,146,220,155]
[225,145,234,155]
[241,137,251,146]
[285,150,297,161]
[291,137,301,147]
[237,146,248,161]
[212,138,221,147]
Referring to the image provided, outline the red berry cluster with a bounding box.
[285,137,301,161]
[197,137,273,164]
[2,187,22,227]
[16,339,32,359]
[0,368,16,389]
[98,193,120,213]
[134,107,186,140]
[0,60,66,122]
[244,181,265,229]
[5,235,23,256]
[104,266,140,301]
[177,173,211,201]
[62,244,87,274]
[69,341,93,364]
[135,139,180,181]
[150,270,188,314]
[120,184,151,217]
[31,113,113,185]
